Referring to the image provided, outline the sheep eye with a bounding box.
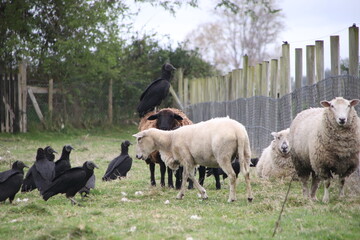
[331,105,334,108]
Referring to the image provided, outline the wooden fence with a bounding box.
[177,24,359,105]
[0,62,60,133]
[0,62,27,133]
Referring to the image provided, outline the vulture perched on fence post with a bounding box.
[137,63,176,117]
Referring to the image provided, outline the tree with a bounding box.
[0,0,217,127]
[184,0,284,73]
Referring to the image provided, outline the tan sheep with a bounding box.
[138,108,192,187]
[257,128,295,179]
[134,117,253,203]
[289,97,360,203]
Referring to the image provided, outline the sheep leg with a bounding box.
[176,167,189,199]
[198,166,206,186]
[220,161,237,202]
[187,166,208,200]
[149,162,156,186]
[238,155,253,202]
[213,168,221,190]
[175,167,183,190]
[159,160,166,187]
[167,167,174,188]
[300,175,310,199]
[338,177,346,198]
[322,179,331,203]
[310,174,320,201]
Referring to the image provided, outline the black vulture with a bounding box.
[137,63,176,117]
[31,148,56,194]
[78,174,95,198]
[42,161,98,205]
[21,165,36,192]
[44,146,57,162]
[0,161,28,203]
[21,147,56,193]
[102,140,132,181]
[55,145,74,178]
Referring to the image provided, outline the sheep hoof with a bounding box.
[247,198,253,203]
[228,198,236,203]
[176,193,184,200]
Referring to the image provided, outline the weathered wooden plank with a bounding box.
[330,35,340,75]
[315,40,324,82]
[349,24,359,77]
[169,85,183,110]
[282,43,291,95]
[261,61,269,96]
[19,61,27,132]
[28,86,60,94]
[242,55,249,98]
[28,87,45,124]
[270,59,278,98]
[306,45,315,85]
[295,48,303,89]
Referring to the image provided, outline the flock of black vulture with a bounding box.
[0,141,133,205]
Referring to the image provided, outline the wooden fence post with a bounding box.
[282,43,291,95]
[279,56,284,97]
[48,79,53,121]
[295,48,303,89]
[270,59,278,98]
[306,45,315,85]
[330,35,340,75]
[184,77,188,107]
[108,78,113,124]
[315,40,324,82]
[248,66,255,97]
[349,24,359,77]
[261,61,269,96]
[28,87,45,126]
[19,61,27,132]
[242,55,249,98]
[176,68,184,104]
[254,63,262,96]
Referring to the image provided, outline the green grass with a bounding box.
[1,125,360,240]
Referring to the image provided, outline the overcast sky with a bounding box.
[131,0,360,75]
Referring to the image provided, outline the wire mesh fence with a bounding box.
[185,75,360,157]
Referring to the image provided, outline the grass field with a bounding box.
[1,125,360,240]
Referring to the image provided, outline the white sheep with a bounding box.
[133,117,253,203]
[257,128,295,179]
[289,97,360,203]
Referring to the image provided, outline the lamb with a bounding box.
[138,108,193,188]
[257,128,295,179]
[133,117,253,203]
[289,97,360,203]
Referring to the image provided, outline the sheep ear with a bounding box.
[133,132,144,139]
[271,132,277,138]
[147,114,158,120]
[350,99,360,107]
[320,101,331,108]
[174,114,183,121]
